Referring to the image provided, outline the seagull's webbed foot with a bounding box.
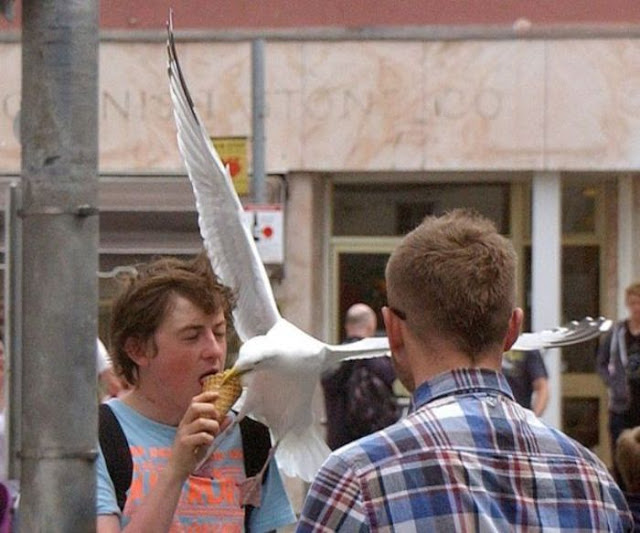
[238,440,280,508]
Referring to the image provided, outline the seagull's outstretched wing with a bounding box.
[167,13,279,340]
[323,336,390,369]
[511,316,611,351]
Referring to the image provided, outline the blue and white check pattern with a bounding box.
[298,368,632,532]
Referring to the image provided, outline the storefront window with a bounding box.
[333,183,510,236]
[562,185,597,234]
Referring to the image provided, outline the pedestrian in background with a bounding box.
[501,348,549,416]
[597,281,640,487]
[321,303,398,450]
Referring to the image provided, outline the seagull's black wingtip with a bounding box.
[165,9,199,123]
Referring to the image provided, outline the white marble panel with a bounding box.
[299,41,425,170]
[99,41,251,172]
[545,40,640,169]
[422,40,546,169]
[2,38,640,173]
[265,42,304,172]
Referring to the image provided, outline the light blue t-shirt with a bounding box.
[97,398,295,532]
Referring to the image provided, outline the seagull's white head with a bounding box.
[233,334,279,374]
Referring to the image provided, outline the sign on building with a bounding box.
[211,136,249,196]
[241,205,284,264]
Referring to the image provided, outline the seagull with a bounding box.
[167,14,390,485]
[166,13,612,485]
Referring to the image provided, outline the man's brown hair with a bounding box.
[109,251,236,386]
[616,426,640,493]
[385,209,516,360]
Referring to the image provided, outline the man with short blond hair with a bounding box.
[299,209,631,531]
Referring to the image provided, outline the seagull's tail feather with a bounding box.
[274,425,331,482]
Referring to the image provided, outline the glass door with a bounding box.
[329,238,399,342]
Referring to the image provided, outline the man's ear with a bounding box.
[382,306,405,354]
[503,307,524,352]
[124,336,150,367]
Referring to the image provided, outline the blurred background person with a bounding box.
[501,348,549,416]
[321,303,399,450]
[97,338,125,401]
[0,339,5,480]
[615,426,640,528]
[597,282,640,484]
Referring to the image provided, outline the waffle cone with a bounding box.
[202,370,243,421]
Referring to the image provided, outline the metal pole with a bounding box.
[20,1,99,530]
[5,182,22,481]
[251,39,266,204]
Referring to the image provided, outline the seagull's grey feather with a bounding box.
[324,336,390,366]
[167,15,279,341]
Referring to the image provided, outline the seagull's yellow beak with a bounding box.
[221,365,252,384]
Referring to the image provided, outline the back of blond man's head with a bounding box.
[616,426,640,493]
[385,209,516,360]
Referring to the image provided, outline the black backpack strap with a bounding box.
[239,416,272,532]
[98,403,133,512]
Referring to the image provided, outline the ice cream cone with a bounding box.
[202,369,243,421]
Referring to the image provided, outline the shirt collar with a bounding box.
[412,367,514,411]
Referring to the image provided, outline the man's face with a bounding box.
[627,293,640,323]
[142,295,228,413]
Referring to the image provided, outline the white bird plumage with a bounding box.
[167,14,391,482]
[167,13,611,481]
[510,316,611,351]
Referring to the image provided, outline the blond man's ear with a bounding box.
[382,306,405,355]
[503,308,524,353]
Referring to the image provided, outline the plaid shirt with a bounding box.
[298,368,632,532]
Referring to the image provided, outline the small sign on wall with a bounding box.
[241,204,284,264]
[211,136,249,196]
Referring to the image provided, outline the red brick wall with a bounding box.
[2,0,640,30]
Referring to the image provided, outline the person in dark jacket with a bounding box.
[321,303,397,449]
[597,282,640,486]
